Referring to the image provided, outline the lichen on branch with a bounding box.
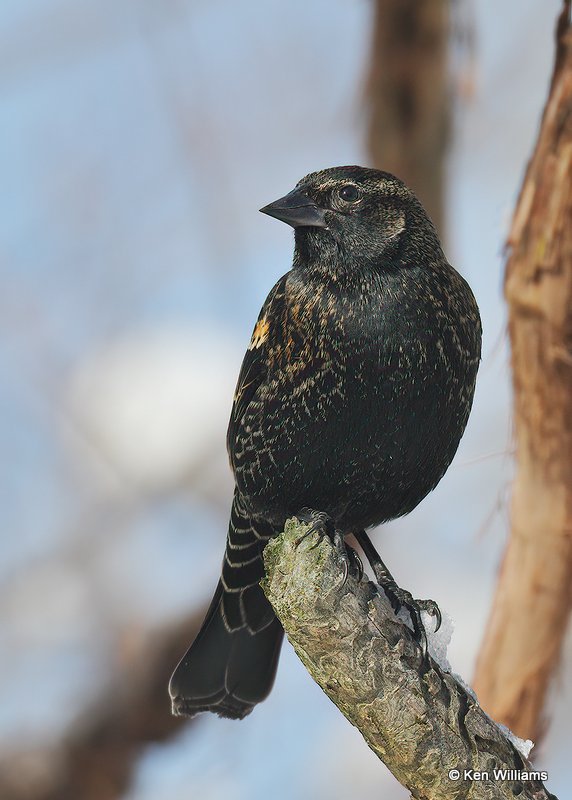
[262,518,557,800]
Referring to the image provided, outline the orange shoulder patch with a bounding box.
[249,317,270,350]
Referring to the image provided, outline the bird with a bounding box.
[169,165,482,720]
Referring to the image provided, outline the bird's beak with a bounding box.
[260,188,327,229]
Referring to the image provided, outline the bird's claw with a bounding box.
[340,550,349,587]
[347,547,364,582]
[382,582,441,662]
[334,531,360,589]
[417,598,442,633]
[294,509,335,546]
[294,509,357,587]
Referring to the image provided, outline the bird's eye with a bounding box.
[338,184,360,203]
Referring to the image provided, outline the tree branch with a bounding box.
[262,519,557,800]
[0,614,202,800]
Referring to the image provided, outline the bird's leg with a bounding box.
[346,545,364,582]
[354,530,441,659]
[294,509,362,585]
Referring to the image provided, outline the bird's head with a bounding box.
[260,166,440,273]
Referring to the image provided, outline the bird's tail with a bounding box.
[169,494,284,720]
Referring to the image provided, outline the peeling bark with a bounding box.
[473,1,572,742]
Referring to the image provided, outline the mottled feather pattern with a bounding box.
[170,166,482,719]
[231,258,480,530]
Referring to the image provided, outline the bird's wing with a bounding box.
[226,274,288,463]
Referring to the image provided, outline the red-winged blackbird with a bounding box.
[169,166,482,720]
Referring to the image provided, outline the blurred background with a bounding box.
[1,0,570,798]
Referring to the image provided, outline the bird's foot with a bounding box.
[381,579,442,660]
[294,509,360,587]
[294,508,335,546]
[346,546,364,582]
[354,530,441,662]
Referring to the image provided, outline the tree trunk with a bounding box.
[473,0,572,743]
[365,0,450,234]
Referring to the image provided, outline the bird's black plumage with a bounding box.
[169,166,482,719]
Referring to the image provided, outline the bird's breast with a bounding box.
[234,269,480,526]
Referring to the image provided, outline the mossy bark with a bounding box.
[262,519,557,800]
